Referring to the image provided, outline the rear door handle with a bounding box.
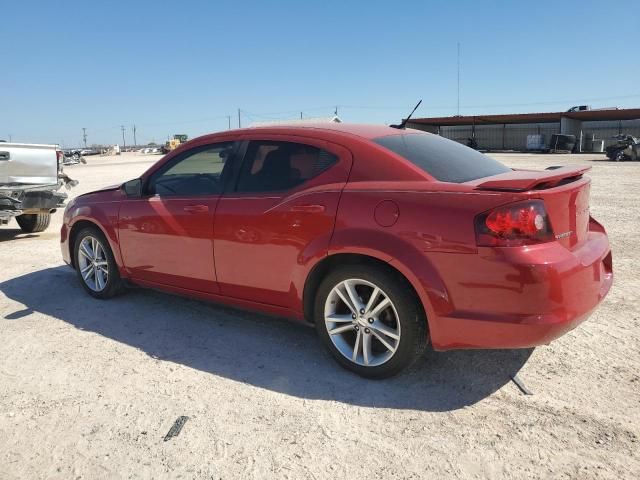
[0,151,10,161]
[290,204,325,213]
[183,204,209,214]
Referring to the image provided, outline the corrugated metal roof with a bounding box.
[407,108,640,126]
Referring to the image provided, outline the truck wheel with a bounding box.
[16,213,51,233]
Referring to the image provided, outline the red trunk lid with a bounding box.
[471,166,591,249]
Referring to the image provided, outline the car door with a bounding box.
[118,142,236,293]
[213,136,352,308]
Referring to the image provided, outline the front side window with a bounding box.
[374,133,511,183]
[149,142,234,196]
[235,141,337,193]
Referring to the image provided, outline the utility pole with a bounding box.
[300,112,303,119]
[334,106,338,116]
[457,42,461,116]
[8,134,12,142]
[121,125,126,149]
[82,128,87,148]
[132,125,137,147]
[226,115,231,130]
[238,108,241,128]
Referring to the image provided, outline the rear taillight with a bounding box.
[56,150,64,172]
[475,200,554,247]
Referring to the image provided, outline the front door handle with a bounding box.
[290,204,325,213]
[0,151,10,161]
[183,204,209,214]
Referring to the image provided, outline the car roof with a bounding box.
[195,123,420,143]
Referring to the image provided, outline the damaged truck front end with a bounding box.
[0,142,78,232]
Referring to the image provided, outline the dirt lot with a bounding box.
[1,151,638,479]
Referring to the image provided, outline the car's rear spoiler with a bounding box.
[471,166,591,192]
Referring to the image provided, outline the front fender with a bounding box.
[66,202,125,275]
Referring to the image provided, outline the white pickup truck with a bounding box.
[0,141,77,232]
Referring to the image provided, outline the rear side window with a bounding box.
[236,141,337,193]
[373,133,511,183]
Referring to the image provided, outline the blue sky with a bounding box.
[2,0,638,147]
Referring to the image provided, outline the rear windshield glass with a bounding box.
[373,133,511,183]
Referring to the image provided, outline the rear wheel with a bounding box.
[16,213,51,233]
[315,264,427,379]
[74,227,123,299]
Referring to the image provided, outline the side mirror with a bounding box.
[122,178,142,197]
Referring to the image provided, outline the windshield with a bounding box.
[373,133,511,183]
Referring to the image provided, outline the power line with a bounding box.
[447,93,640,111]
[139,115,232,128]
[72,92,640,143]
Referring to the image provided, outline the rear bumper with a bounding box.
[0,189,66,218]
[22,190,67,210]
[429,230,613,350]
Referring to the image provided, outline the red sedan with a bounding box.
[60,124,613,378]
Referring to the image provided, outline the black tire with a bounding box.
[16,213,51,233]
[314,264,428,379]
[73,226,124,299]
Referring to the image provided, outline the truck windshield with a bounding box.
[373,133,511,183]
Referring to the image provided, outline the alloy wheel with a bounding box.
[77,236,109,292]
[324,278,401,367]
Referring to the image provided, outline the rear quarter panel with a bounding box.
[330,184,523,342]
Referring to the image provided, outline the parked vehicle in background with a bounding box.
[1,142,77,232]
[162,134,189,154]
[566,105,591,112]
[64,149,82,162]
[63,149,88,165]
[605,134,639,161]
[548,134,576,153]
[61,124,613,378]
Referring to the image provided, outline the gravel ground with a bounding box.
[0,151,638,480]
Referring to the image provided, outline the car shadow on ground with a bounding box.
[0,228,38,242]
[1,266,533,412]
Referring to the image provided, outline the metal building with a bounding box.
[406,108,640,152]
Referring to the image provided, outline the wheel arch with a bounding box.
[302,252,430,332]
[68,218,119,270]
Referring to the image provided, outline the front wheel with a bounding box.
[74,227,124,299]
[315,265,428,379]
